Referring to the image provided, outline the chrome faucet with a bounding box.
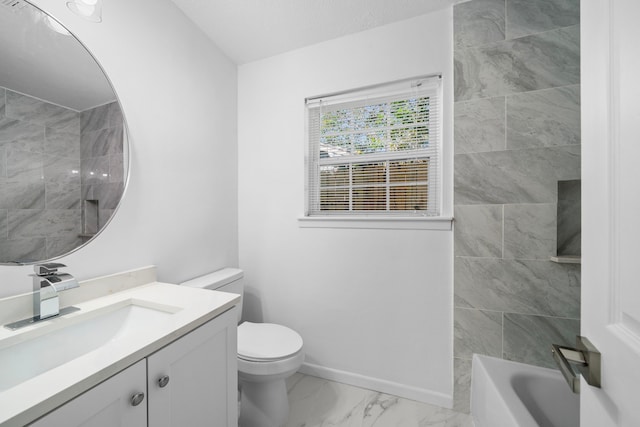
[33,263,79,320]
[4,263,80,330]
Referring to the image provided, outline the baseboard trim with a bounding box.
[298,362,453,408]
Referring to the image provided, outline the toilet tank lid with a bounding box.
[180,268,243,289]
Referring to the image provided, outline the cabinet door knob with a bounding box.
[158,375,170,388]
[130,392,145,406]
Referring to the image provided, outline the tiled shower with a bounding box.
[0,87,123,262]
[452,0,581,412]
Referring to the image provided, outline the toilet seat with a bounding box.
[238,322,303,362]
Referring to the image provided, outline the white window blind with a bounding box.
[305,75,442,217]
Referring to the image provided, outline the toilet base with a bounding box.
[239,378,289,427]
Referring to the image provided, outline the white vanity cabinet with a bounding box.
[147,306,237,426]
[29,307,237,427]
[29,360,148,427]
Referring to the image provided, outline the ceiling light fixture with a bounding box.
[66,0,102,23]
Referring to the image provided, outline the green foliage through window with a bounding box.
[307,77,441,217]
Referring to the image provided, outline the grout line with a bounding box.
[501,311,505,358]
[455,84,581,107]
[454,143,581,157]
[504,96,508,150]
[454,20,581,52]
[501,204,505,259]
[504,0,508,40]
[453,306,580,321]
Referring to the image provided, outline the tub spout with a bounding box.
[551,336,601,393]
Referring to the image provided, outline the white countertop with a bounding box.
[0,276,240,426]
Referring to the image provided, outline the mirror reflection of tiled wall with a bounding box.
[452,0,581,412]
[80,101,125,232]
[0,87,123,262]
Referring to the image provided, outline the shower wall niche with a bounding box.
[555,179,581,259]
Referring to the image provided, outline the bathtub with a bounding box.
[471,354,579,427]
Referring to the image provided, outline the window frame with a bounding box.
[303,75,448,229]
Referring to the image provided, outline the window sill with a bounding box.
[297,216,453,230]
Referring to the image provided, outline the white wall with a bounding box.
[0,0,238,297]
[238,10,454,405]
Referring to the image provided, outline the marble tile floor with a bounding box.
[285,373,473,427]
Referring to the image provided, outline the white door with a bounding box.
[29,360,147,427]
[581,0,640,425]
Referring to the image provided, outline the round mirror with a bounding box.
[0,1,128,264]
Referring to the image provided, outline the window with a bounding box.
[305,75,442,218]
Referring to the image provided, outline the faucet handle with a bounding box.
[34,263,67,275]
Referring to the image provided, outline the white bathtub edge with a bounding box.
[471,355,542,427]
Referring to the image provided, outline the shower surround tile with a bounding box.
[454,308,502,359]
[503,313,580,368]
[98,209,114,229]
[506,0,580,39]
[0,209,6,238]
[79,101,125,234]
[454,145,581,205]
[5,90,80,133]
[93,182,124,210]
[0,88,5,117]
[5,150,43,182]
[109,153,124,183]
[454,205,502,257]
[454,25,580,101]
[43,155,81,184]
[0,117,45,152]
[0,181,45,209]
[45,182,81,210]
[454,97,505,154]
[81,156,110,186]
[503,203,557,259]
[453,0,581,412]
[0,86,103,263]
[80,102,123,133]
[454,0,505,49]
[455,257,580,318]
[46,235,85,259]
[506,85,581,149]
[81,126,124,158]
[45,127,81,158]
[0,237,46,263]
[0,148,5,178]
[8,209,81,239]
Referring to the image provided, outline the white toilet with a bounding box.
[181,268,304,427]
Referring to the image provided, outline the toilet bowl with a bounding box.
[180,269,304,427]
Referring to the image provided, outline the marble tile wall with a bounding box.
[452,0,581,412]
[80,101,125,231]
[0,87,82,262]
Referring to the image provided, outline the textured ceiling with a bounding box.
[170,0,465,64]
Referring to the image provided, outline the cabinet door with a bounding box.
[147,307,238,427]
[30,360,147,427]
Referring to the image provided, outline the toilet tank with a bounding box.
[180,268,244,323]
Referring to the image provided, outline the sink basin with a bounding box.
[0,300,179,392]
